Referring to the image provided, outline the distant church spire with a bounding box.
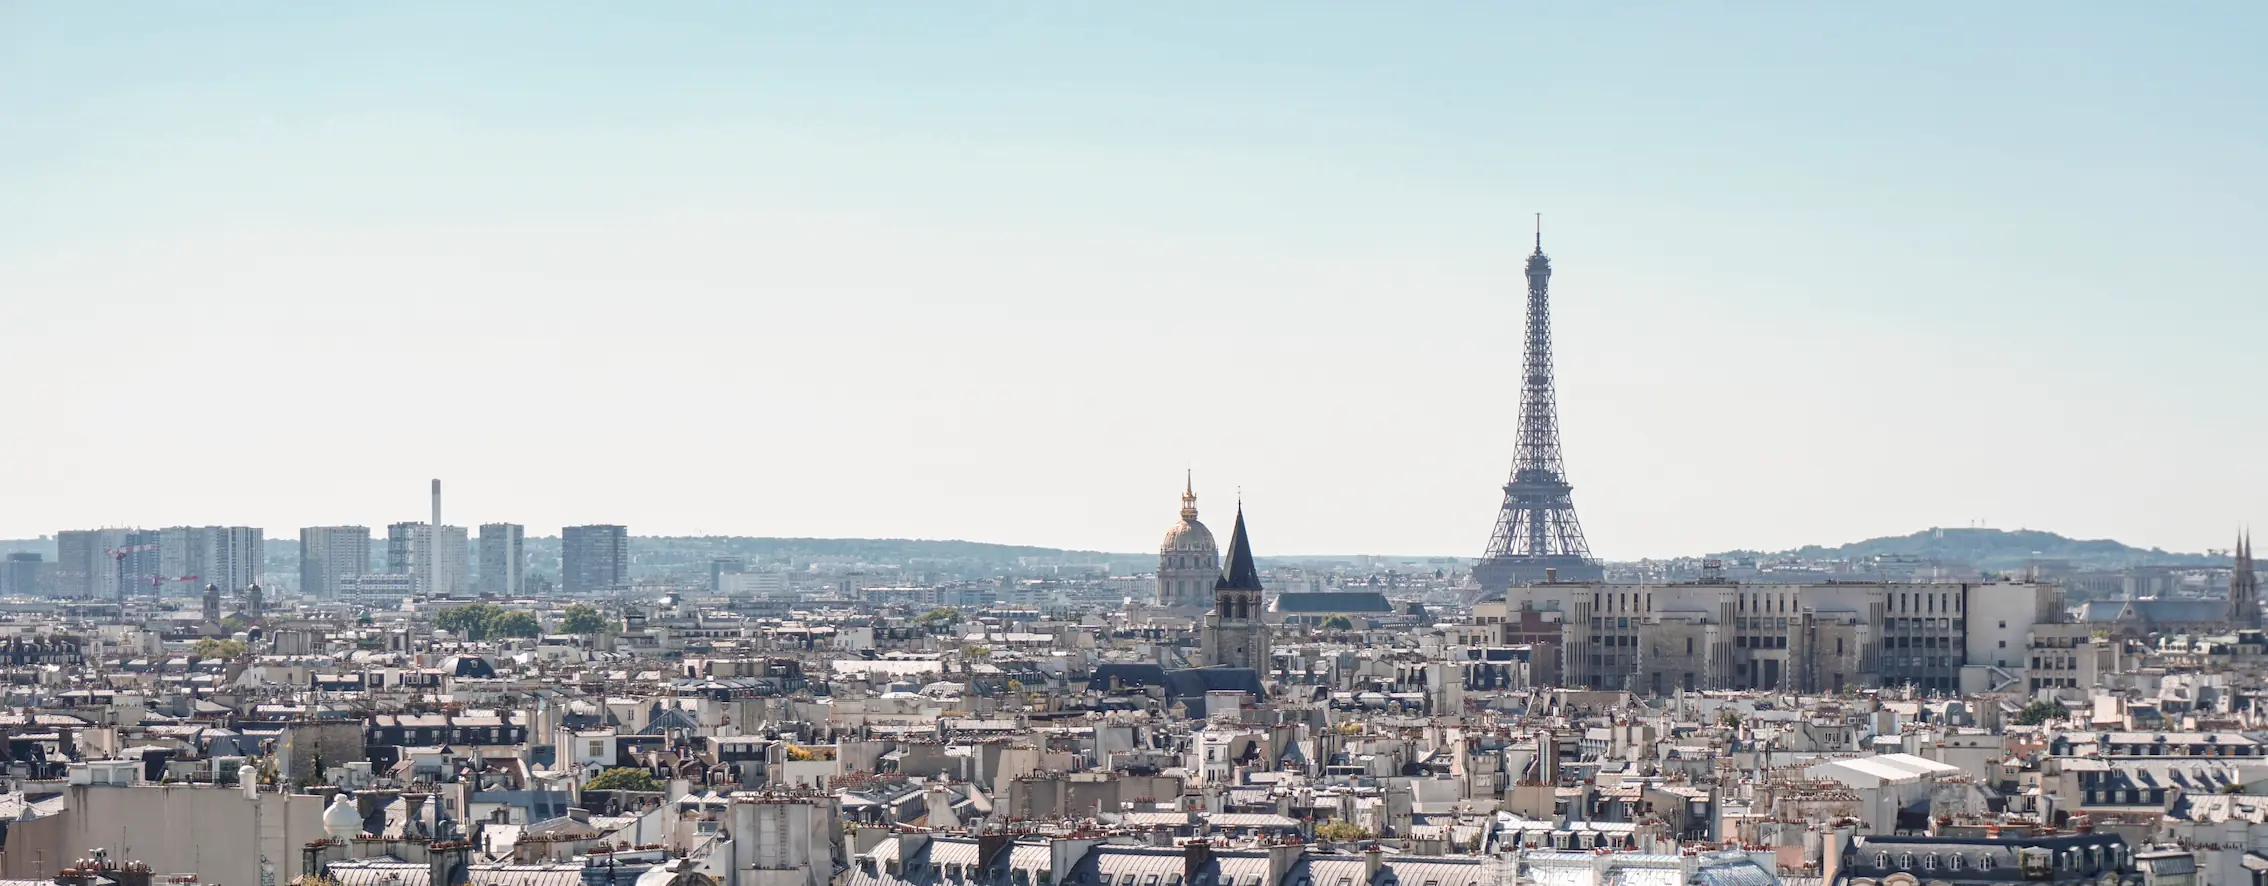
[1202,497,1269,673]
[1216,503,1262,592]
[1181,470,1198,520]
[2234,529,2261,629]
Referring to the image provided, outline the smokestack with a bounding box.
[430,479,442,596]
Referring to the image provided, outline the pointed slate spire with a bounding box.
[1216,502,1263,591]
[2231,527,2260,629]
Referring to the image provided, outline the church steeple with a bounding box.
[1202,498,1270,673]
[1216,503,1262,592]
[2234,529,2260,629]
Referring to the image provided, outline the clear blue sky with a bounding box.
[3,4,2262,557]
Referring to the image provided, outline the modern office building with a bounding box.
[54,528,131,599]
[710,556,746,594]
[299,526,372,598]
[2,553,47,597]
[158,526,265,599]
[477,523,525,596]
[117,529,161,599]
[339,573,417,598]
[386,522,468,596]
[562,524,629,593]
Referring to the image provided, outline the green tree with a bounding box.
[1320,615,1355,631]
[489,610,542,638]
[1313,820,1371,842]
[2014,700,2070,726]
[583,767,664,793]
[194,638,248,659]
[436,603,504,640]
[561,603,607,635]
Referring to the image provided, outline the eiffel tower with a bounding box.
[1473,217,1603,601]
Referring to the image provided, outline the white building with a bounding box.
[477,522,524,595]
[718,570,790,597]
[340,573,417,598]
[298,526,371,598]
[1805,752,1964,834]
[387,522,468,596]
[1516,848,1782,886]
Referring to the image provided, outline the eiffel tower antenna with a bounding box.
[1473,214,1602,602]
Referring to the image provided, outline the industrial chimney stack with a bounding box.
[430,479,442,597]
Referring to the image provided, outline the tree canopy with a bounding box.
[436,603,543,641]
[561,603,607,634]
[2014,700,2070,726]
[489,610,542,638]
[915,607,962,625]
[583,767,663,793]
[193,638,248,659]
[1313,820,1371,842]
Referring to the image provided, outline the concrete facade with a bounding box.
[1494,580,2062,694]
[1,784,330,886]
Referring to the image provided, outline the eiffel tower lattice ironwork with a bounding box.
[1473,217,1603,601]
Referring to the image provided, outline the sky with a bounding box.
[2,4,2264,558]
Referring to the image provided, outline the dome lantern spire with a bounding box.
[1181,470,1199,520]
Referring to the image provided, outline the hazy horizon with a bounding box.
[4,4,2262,558]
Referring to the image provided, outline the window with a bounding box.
[1922,855,1937,871]
[1687,638,1695,655]
[590,741,604,756]
[1948,855,1964,871]
[1875,854,1890,868]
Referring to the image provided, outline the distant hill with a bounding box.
[1715,527,2218,571]
[629,536,1141,568]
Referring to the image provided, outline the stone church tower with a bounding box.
[1157,473,1220,608]
[2232,531,2260,629]
[1201,502,1269,672]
